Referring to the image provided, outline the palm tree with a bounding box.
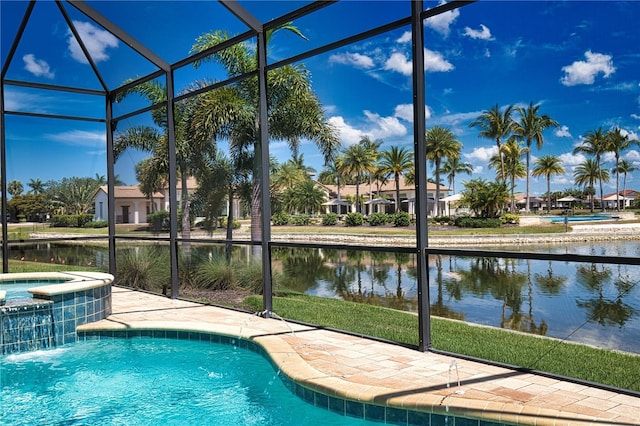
[191,149,233,234]
[318,158,345,204]
[378,146,413,212]
[532,155,565,214]
[573,158,601,212]
[114,82,216,242]
[461,178,509,218]
[272,159,307,190]
[606,128,639,211]
[425,126,462,216]
[290,179,326,214]
[135,157,166,213]
[340,143,376,213]
[190,24,339,243]
[513,102,558,212]
[359,136,383,202]
[27,178,46,195]
[469,104,515,184]
[7,180,23,197]
[492,139,526,213]
[573,127,608,211]
[612,159,638,211]
[441,156,472,194]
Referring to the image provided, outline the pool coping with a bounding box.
[76,287,640,426]
[0,271,114,297]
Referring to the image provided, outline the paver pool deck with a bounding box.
[78,287,640,425]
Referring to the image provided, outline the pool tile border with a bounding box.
[78,328,512,426]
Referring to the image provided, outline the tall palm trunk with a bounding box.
[622,172,628,211]
[180,168,191,251]
[394,173,401,213]
[497,137,506,183]
[525,139,532,212]
[434,159,441,216]
[226,183,235,263]
[355,173,361,214]
[615,154,620,211]
[597,154,604,212]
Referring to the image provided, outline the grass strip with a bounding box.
[244,293,639,392]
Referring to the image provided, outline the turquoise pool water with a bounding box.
[1,338,389,425]
[0,278,71,300]
[546,214,614,223]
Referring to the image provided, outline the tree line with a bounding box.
[4,175,115,223]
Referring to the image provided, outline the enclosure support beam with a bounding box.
[257,29,273,314]
[105,95,116,277]
[165,71,180,299]
[412,0,432,352]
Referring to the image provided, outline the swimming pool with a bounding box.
[0,278,71,300]
[546,214,615,223]
[1,338,387,425]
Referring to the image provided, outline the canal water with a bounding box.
[8,240,640,354]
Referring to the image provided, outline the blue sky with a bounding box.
[1,1,639,196]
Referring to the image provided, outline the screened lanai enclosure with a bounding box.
[2,1,639,394]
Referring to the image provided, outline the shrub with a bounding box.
[219,217,241,229]
[236,261,268,294]
[115,245,170,291]
[50,214,94,228]
[454,216,501,228]
[194,257,236,290]
[272,213,290,226]
[391,211,410,227]
[147,211,169,232]
[321,213,338,226]
[368,212,389,226]
[290,214,311,226]
[500,213,520,225]
[432,216,451,224]
[344,212,365,226]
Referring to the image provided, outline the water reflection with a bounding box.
[11,241,640,353]
[272,243,639,353]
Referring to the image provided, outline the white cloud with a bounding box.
[328,52,374,69]
[384,52,413,75]
[425,1,460,37]
[625,150,640,162]
[67,21,118,64]
[554,125,572,138]
[463,24,493,40]
[560,50,616,86]
[505,39,523,58]
[396,31,412,44]
[466,146,497,163]
[631,113,640,120]
[430,110,482,127]
[327,116,363,146]
[328,108,409,145]
[619,128,639,141]
[363,110,408,140]
[383,49,453,75]
[22,54,54,78]
[558,152,586,168]
[394,103,432,123]
[424,49,454,72]
[46,130,106,147]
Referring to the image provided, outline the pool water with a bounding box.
[0,278,71,300]
[547,214,613,223]
[0,338,382,425]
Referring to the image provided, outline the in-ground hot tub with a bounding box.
[0,271,114,354]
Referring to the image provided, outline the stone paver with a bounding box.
[78,287,640,426]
